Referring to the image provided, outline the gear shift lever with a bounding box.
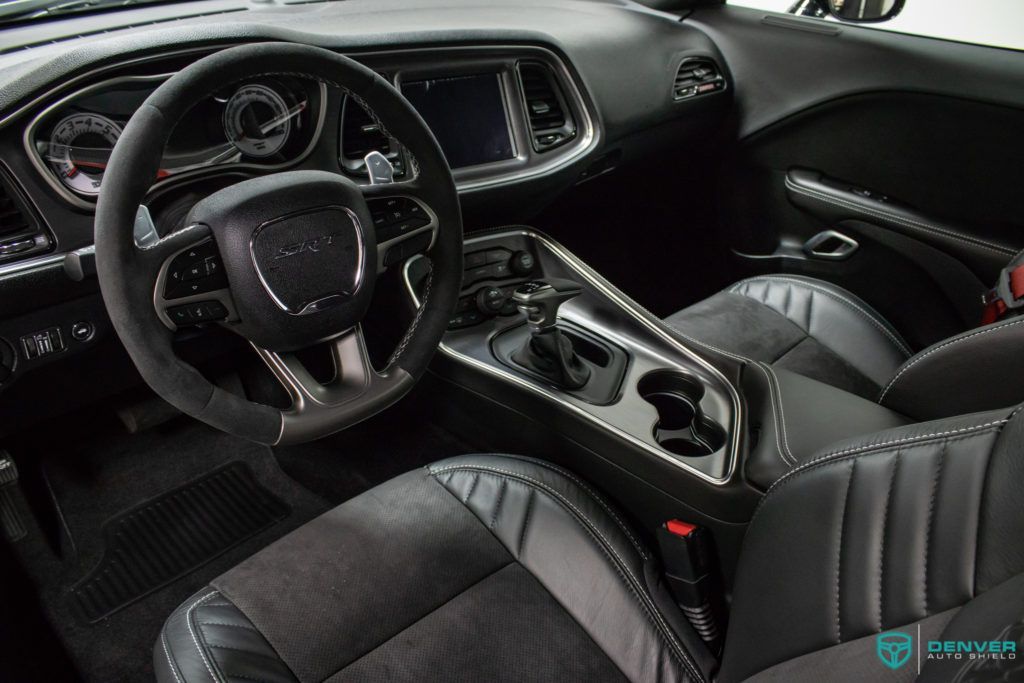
[510,279,591,389]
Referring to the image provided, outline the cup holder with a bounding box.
[637,371,726,457]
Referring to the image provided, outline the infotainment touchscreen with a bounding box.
[402,73,514,169]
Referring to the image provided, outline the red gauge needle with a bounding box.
[66,160,170,179]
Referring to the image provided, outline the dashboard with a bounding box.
[0,0,731,434]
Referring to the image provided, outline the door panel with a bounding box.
[686,6,1024,348]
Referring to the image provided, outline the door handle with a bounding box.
[803,230,858,260]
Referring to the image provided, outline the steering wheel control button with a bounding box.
[250,206,364,315]
[166,301,229,327]
[164,240,228,299]
[368,197,431,243]
[70,321,94,342]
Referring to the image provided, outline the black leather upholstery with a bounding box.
[719,404,1024,681]
[878,315,1024,421]
[668,274,1024,425]
[741,364,910,489]
[156,455,715,683]
[666,275,911,401]
[158,407,1024,682]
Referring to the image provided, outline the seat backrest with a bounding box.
[718,404,1024,682]
[877,318,1024,420]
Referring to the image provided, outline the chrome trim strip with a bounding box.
[0,251,65,280]
[403,230,743,486]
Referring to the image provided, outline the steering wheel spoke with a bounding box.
[149,225,240,330]
[361,182,439,274]
[252,326,414,444]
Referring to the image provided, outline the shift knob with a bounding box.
[512,278,583,331]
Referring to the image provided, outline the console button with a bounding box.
[449,309,484,329]
[485,249,509,264]
[475,286,506,315]
[509,250,535,275]
[464,251,488,269]
[20,327,64,360]
[70,321,94,342]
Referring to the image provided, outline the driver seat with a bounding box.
[157,404,1024,682]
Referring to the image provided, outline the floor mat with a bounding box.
[10,416,329,682]
[72,462,289,622]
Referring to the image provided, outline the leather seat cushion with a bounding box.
[665,275,912,401]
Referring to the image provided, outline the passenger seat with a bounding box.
[665,273,1024,421]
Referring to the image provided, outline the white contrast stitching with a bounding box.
[140,223,209,251]
[667,326,752,363]
[504,457,649,560]
[879,317,1024,402]
[430,464,704,682]
[732,275,912,357]
[389,266,433,366]
[764,419,1007,501]
[785,179,1016,256]
[186,591,222,683]
[758,363,796,466]
[161,629,185,683]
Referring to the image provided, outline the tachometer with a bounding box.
[223,84,295,158]
[47,113,122,196]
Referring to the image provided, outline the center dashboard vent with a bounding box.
[517,62,576,153]
[673,57,726,101]
[0,169,52,266]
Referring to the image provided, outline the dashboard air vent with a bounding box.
[673,57,726,100]
[339,96,405,179]
[0,169,52,266]
[518,62,576,153]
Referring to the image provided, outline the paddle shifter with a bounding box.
[510,279,591,389]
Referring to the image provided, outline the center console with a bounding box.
[404,228,745,493]
[403,228,914,575]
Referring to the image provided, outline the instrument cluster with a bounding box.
[27,74,324,205]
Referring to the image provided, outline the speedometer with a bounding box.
[223,84,293,158]
[47,113,122,196]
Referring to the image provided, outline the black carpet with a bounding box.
[72,461,290,623]
[272,387,480,505]
[9,415,329,683]
[6,384,481,682]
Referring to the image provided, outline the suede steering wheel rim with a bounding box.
[95,43,463,445]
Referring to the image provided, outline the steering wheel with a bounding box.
[95,43,463,445]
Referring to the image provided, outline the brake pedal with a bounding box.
[0,452,26,541]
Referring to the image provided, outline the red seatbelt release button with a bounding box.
[666,519,698,538]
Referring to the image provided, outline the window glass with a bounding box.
[728,0,1024,51]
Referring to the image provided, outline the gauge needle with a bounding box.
[255,101,308,137]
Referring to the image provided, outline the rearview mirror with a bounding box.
[826,0,905,23]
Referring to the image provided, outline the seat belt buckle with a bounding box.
[981,263,1024,325]
[656,519,725,656]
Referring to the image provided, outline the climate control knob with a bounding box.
[509,250,535,276]
[475,286,506,315]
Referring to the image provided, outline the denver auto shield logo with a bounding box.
[877,632,913,670]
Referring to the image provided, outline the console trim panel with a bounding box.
[404,229,742,485]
